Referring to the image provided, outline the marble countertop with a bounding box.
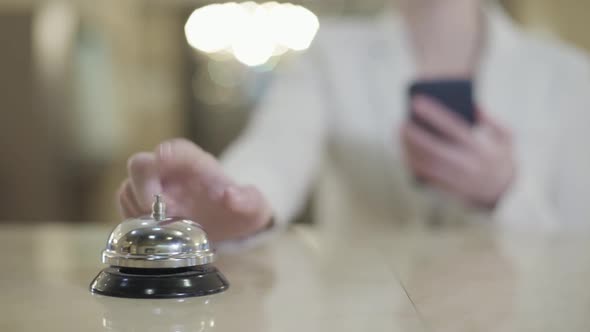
[1,221,589,332]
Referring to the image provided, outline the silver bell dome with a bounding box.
[101,195,215,269]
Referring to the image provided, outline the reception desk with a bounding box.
[1,221,589,331]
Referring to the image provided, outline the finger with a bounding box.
[477,109,512,141]
[409,156,473,202]
[402,122,476,173]
[406,141,459,182]
[127,152,162,211]
[412,96,477,150]
[156,138,232,198]
[223,185,261,215]
[156,138,217,176]
[124,179,143,214]
[223,184,273,229]
[117,182,133,218]
[117,179,141,218]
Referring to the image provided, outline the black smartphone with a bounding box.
[408,79,477,131]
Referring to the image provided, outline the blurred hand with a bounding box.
[118,138,273,242]
[401,96,516,209]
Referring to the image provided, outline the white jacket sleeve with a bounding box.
[493,57,590,229]
[219,52,327,235]
[551,71,590,227]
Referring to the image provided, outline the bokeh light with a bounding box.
[184,2,319,67]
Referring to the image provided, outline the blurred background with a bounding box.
[0,0,588,224]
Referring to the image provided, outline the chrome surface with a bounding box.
[101,195,215,268]
[151,194,166,221]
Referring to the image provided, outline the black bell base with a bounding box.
[89,264,229,299]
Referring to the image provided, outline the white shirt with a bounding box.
[220,7,590,244]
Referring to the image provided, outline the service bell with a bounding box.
[89,195,229,298]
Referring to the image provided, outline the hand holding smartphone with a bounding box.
[406,79,477,184]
